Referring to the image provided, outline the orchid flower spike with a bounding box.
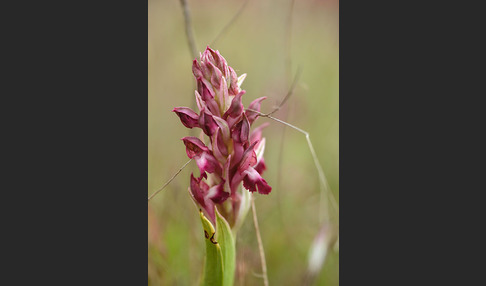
[173,46,271,226]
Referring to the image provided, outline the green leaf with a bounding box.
[198,209,236,286]
[200,211,223,286]
[216,208,236,286]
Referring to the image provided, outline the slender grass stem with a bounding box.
[267,67,301,117]
[211,0,249,46]
[246,110,339,221]
[275,0,298,241]
[179,0,198,59]
[284,0,295,83]
[148,159,192,201]
[251,196,269,286]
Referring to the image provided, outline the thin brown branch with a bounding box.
[179,0,198,59]
[148,159,192,201]
[251,196,269,286]
[211,0,249,46]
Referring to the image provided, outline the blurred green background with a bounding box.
[148,0,338,285]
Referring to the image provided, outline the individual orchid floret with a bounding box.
[182,137,221,175]
[242,167,272,195]
[246,96,267,125]
[198,108,219,137]
[173,46,272,226]
[189,174,228,223]
[173,107,200,129]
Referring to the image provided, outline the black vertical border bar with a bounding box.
[2,1,149,284]
[340,0,485,285]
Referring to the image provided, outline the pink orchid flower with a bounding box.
[173,46,271,225]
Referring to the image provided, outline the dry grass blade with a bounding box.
[267,67,301,117]
[252,196,269,286]
[246,110,339,222]
[211,0,249,46]
[179,0,198,59]
[148,159,192,201]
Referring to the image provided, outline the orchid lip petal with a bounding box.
[242,167,272,195]
[194,151,220,175]
[181,137,209,159]
[254,158,267,174]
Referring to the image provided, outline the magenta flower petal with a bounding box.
[229,166,245,195]
[211,130,227,163]
[215,128,229,157]
[190,173,207,207]
[181,137,209,158]
[237,141,258,174]
[190,173,216,223]
[205,46,229,77]
[250,122,270,145]
[197,80,213,100]
[192,59,204,79]
[197,81,220,117]
[230,140,245,170]
[246,96,267,125]
[201,46,215,63]
[194,151,221,175]
[212,117,230,143]
[209,62,223,89]
[198,109,218,136]
[207,179,229,204]
[223,91,245,125]
[242,167,272,195]
[254,158,267,174]
[209,48,225,72]
[173,107,200,129]
[231,114,250,143]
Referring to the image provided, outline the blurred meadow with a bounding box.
[148,0,339,285]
